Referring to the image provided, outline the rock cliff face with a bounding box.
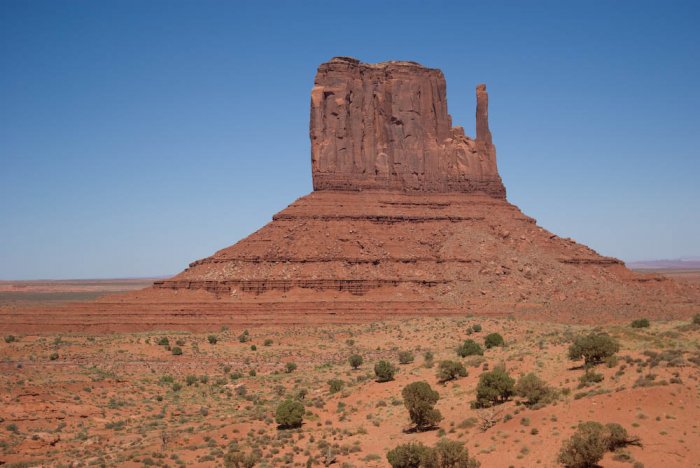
[310,57,506,197]
[4,57,698,333]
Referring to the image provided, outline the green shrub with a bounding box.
[386,439,479,468]
[423,351,435,368]
[424,438,480,468]
[172,383,182,392]
[157,337,169,346]
[457,339,483,357]
[207,335,218,344]
[515,373,556,405]
[175,339,185,346]
[484,333,505,349]
[275,399,304,429]
[349,354,363,369]
[4,335,16,343]
[171,347,183,356]
[374,360,397,382]
[436,360,467,383]
[399,351,415,365]
[49,352,59,361]
[224,447,259,468]
[558,421,640,468]
[387,442,430,468]
[473,366,515,408]
[471,324,482,333]
[402,381,442,430]
[558,422,608,468]
[630,319,650,328]
[186,375,198,386]
[328,379,345,394]
[250,345,257,351]
[264,339,273,346]
[693,313,700,325]
[568,333,619,366]
[238,331,250,343]
[578,370,604,388]
[285,362,297,373]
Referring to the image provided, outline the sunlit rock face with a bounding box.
[310,57,505,198]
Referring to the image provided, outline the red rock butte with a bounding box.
[2,57,698,332]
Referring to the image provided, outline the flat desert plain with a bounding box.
[1,277,699,468]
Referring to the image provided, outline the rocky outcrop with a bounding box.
[310,57,506,197]
[4,56,698,333]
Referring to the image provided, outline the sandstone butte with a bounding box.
[1,57,698,333]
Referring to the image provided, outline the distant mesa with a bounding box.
[310,57,505,197]
[2,57,698,332]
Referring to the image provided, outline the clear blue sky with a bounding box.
[1,1,698,280]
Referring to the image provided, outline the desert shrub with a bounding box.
[473,366,515,408]
[175,339,185,346]
[558,421,640,468]
[374,360,397,382]
[248,369,256,377]
[285,362,297,373]
[423,351,435,368]
[515,373,556,405]
[630,319,650,329]
[471,324,482,333]
[49,352,59,361]
[171,347,183,356]
[578,370,604,388]
[186,375,198,386]
[387,442,430,468]
[328,379,345,394]
[224,446,259,468]
[436,360,467,383]
[264,339,273,346]
[568,333,619,366]
[157,337,169,346]
[399,351,415,365]
[4,335,16,343]
[484,333,504,349]
[348,354,363,369]
[238,331,250,343]
[423,438,480,468]
[693,313,700,325]
[172,383,182,392]
[558,422,608,467]
[250,344,257,351]
[457,339,483,357]
[387,439,479,468]
[275,400,304,429]
[402,381,442,430]
[207,335,218,344]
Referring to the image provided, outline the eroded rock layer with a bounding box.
[2,57,698,332]
[310,57,506,197]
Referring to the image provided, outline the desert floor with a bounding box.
[1,312,699,467]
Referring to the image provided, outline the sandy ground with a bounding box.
[1,315,698,467]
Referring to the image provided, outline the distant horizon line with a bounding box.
[2,256,700,281]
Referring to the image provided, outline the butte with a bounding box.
[2,57,698,332]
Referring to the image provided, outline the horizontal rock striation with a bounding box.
[310,57,506,197]
[3,56,698,333]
